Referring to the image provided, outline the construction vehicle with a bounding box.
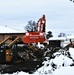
[22,14,46,44]
[0,16,47,73]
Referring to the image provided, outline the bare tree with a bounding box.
[25,20,37,32]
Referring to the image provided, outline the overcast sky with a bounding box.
[0,0,74,36]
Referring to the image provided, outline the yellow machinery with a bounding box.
[6,37,20,62]
[0,36,11,45]
[0,36,21,63]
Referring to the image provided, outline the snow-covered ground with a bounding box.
[0,47,74,75]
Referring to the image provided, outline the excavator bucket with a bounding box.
[22,32,45,43]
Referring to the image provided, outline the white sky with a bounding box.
[0,0,74,36]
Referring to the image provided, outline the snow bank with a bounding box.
[0,25,24,33]
[53,66,74,75]
[52,55,73,67]
[18,47,74,75]
[0,71,30,75]
[17,71,30,75]
[69,47,74,59]
[34,49,74,75]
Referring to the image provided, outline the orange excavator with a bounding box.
[0,15,47,73]
[22,15,46,44]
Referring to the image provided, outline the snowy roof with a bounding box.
[49,36,74,41]
[49,37,66,41]
[0,25,25,33]
[67,36,74,39]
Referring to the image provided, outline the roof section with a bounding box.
[49,37,66,40]
[49,36,74,41]
[67,36,74,39]
[0,25,25,33]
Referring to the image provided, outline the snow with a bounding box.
[33,48,74,75]
[53,51,73,67]
[49,37,66,41]
[49,35,74,41]
[67,36,74,39]
[52,55,73,67]
[53,66,74,75]
[0,71,30,75]
[69,47,74,59]
[17,71,30,75]
[0,25,25,33]
[1,48,74,75]
[37,42,44,48]
[35,48,74,75]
